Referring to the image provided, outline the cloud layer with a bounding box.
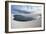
[11,5,41,21]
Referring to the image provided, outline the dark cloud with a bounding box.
[13,15,34,21]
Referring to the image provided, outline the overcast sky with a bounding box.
[11,5,42,17]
